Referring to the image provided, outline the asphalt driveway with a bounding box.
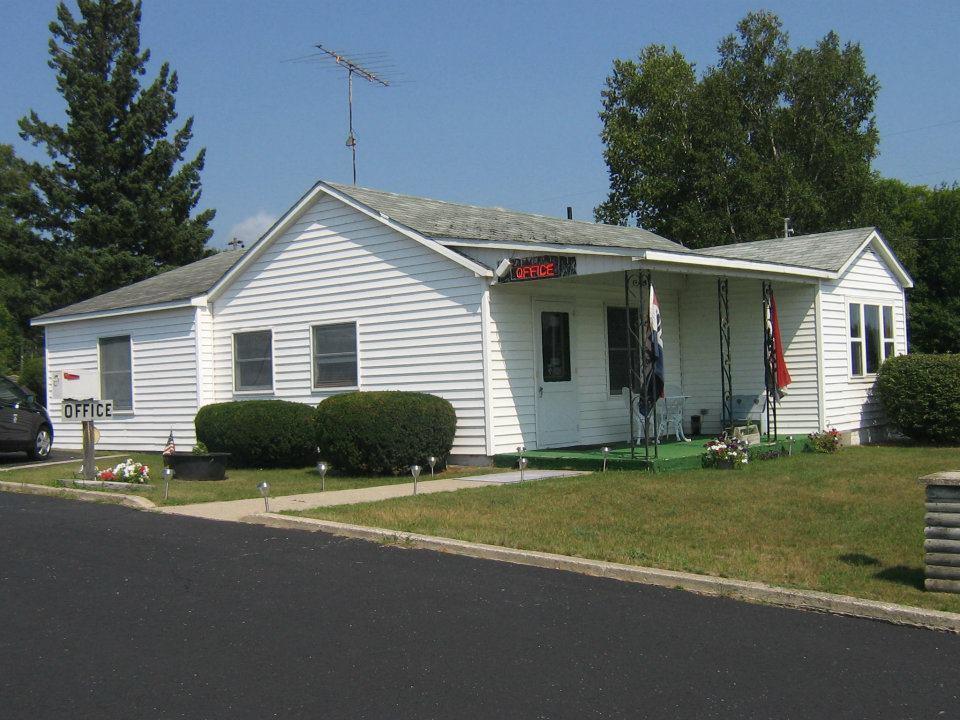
[1,492,958,719]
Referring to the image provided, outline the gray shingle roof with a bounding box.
[33,250,244,322]
[327,182,687,253]
[698,227,875,272]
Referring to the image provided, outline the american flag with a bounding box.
[163,431,176,456]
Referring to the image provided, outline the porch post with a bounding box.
[718,277,733,431]
[761,280,779,442]
[625,269,653,460]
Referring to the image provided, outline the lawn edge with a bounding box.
[0,480,156,509]
[245,512,960,634]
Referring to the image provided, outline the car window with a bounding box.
[0,378,23,404]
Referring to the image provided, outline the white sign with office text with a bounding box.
[62,400,114,423]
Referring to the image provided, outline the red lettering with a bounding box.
[513,262,558,281]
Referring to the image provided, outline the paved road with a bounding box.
[2,493,959,719]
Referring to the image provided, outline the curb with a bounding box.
[0,480,156,510]
[244,513,960,634]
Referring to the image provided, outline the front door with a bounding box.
[535,302,579,447]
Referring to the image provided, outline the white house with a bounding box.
[32,181,913,462]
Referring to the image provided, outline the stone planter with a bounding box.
[919,471,960,594]
[163,452,230,481]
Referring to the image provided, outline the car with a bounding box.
[0,376,53,460]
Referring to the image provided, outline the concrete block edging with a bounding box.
[246,512,960,635]
[0,480,156,510]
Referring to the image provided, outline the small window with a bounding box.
[540,311,571,382]
[606,306,641,395]
[234,331,273,392]
[99,335,133,411]
[848,303,895,377]
[312,322,358,388]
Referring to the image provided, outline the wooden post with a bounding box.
[82,420,95,482]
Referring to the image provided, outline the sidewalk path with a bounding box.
[158,469,584,522]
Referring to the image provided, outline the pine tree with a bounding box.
[18,0,214,304]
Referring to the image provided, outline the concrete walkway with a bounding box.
[158,469,584,522]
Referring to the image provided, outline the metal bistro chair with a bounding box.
[622,387,656,445]
[657,388,690,443]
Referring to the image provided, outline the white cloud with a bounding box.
[225,211,276,249]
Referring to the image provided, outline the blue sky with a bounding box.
[3,0,959,248]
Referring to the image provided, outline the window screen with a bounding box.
[540,311,571,382]
[99,336,133,411]
[312,323,358,388]
[234,331,273,392]
[606,306,641,395]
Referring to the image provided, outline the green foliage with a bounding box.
[876,354,960,443]
[597,11,879,246]
[17,356,46,405]
[807,428,842,453]
[16,0,214,313]
[192,441,209,455]
[315,392,457,475]
[194,401,316,468]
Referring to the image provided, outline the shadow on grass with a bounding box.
[838,553,881,567]
[874,565,925,590]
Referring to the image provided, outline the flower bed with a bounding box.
[97,458,150,484]
[808,428,842,453]
[702,435,750,469]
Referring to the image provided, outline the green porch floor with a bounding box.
[493,436,809,473]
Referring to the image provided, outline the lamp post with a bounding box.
[162,467,174,501]
[410,464,421,495]
[601,446,610,472]
[427,456,437,478]
[518,456,528,484]
[258,481,270,512]
[316,461,328,491]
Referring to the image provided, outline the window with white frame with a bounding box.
[234,331,273,392]
[606,306,641,395]
[849,302,895,377]
[312,322,358,388]
[99,335,133,411]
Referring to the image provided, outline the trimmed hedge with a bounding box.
[194,400,316,468]
[876,354,960,443]
[315,391,457,475]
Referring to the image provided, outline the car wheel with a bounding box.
[28,426,52,460]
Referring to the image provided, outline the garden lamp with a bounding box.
[162,467,174,501]
[316,461,328,491]
[427,456,437,477]
[518,456,528,483]
[601,446,611,472]
[410,464,421,495]
[258,481,270,512]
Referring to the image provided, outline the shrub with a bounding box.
[808,428,842,453]
[194,400,316,467]
[17,356,46,406]
[876,354,960,443]
[315,391,457,475]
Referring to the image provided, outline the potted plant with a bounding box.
[702,434,750,469]
[163,442,231,481]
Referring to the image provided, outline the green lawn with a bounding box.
[0,453,499,506]
[294,445,960,613]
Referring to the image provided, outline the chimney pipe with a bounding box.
[566,206,573,220]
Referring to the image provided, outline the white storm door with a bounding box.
[535,302,579,447]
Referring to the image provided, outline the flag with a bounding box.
[163,430,176,456]
[766,294,792,400]
[639,283,666,413]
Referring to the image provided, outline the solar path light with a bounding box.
[162,467,174,501]
[518,456,528,484]
[410,464,421,495]
[258,481,270,512]
[601,446,611,472]
[427,456,437,478]
[316,461,328,491]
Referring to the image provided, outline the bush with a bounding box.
[17,356,46,406]
[876,354,960,443]
[808,428,842,453]
[315,391,457,475]
[194,400,316,467]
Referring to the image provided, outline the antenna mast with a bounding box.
[314,44,390,184]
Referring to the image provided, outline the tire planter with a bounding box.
[163,452,231,481]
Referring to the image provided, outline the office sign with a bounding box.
[62,400,114,423]
[507,255,577,282]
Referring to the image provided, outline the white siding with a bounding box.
[487,271,682,453]
[820,246,908,432]
[44,308,199,451]
[678,276,820,436]
[209,194,487,457]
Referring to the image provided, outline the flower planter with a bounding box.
[163,452,230,481]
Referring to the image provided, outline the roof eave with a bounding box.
[31,298,199,327]
[638,250,834,280]
[836,229,914,289]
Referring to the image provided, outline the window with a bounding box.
[312,322,358,388]
[234,331,273,392]
[540,311,571,382]
[606,306,640,395]
[99,335,133,411]
[0,377,24,405]
[848,303,895,377]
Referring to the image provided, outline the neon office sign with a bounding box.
[507,255,577,282]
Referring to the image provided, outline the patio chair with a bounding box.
[730,393,765,433]
[657,387,690,443]
[621,387,656,444]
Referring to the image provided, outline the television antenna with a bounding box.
[312,44,391,184]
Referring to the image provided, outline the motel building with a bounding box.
[32,181,913,464]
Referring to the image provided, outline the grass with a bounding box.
[0,452,500,506]
[293,445,960,613]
